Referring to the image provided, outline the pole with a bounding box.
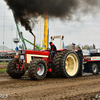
[43,15,48,49]
[40,16,41,47]
[47,16,49,49]
[3,3,5,51]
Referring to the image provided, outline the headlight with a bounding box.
[20,55,25,60]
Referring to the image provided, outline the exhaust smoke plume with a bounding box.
[4,0,100,32]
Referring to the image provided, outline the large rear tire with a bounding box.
[28,59,47,80]
[60,51,80,78]
[53,51,67,77]
[7,58,25,78]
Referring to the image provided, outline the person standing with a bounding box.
[77,47,84,75]
[77,47,83,59]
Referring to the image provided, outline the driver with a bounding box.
[49,42,57,58]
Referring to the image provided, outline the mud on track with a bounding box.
[0,73,100,100]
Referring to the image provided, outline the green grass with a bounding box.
[0,62,8,64]
[0,69,7,72]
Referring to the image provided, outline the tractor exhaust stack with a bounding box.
[30,31,36,50]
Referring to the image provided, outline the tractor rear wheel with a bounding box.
[60,51,80,78]
[28,59,47,80]
[7,58,25,78]
[53,51,67,77]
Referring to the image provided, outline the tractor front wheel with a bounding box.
[28,59,47,80]
[7,58,25,78]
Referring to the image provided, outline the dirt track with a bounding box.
[0,73,100,100]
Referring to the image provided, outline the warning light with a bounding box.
[51,36,53,39]
[62,35,64,39]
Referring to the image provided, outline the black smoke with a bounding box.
[4,0,100,32]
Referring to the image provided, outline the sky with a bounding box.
[0,0,100,50]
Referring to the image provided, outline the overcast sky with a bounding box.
[0,0,100,50]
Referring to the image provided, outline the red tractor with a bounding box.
[7,36,81,80]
